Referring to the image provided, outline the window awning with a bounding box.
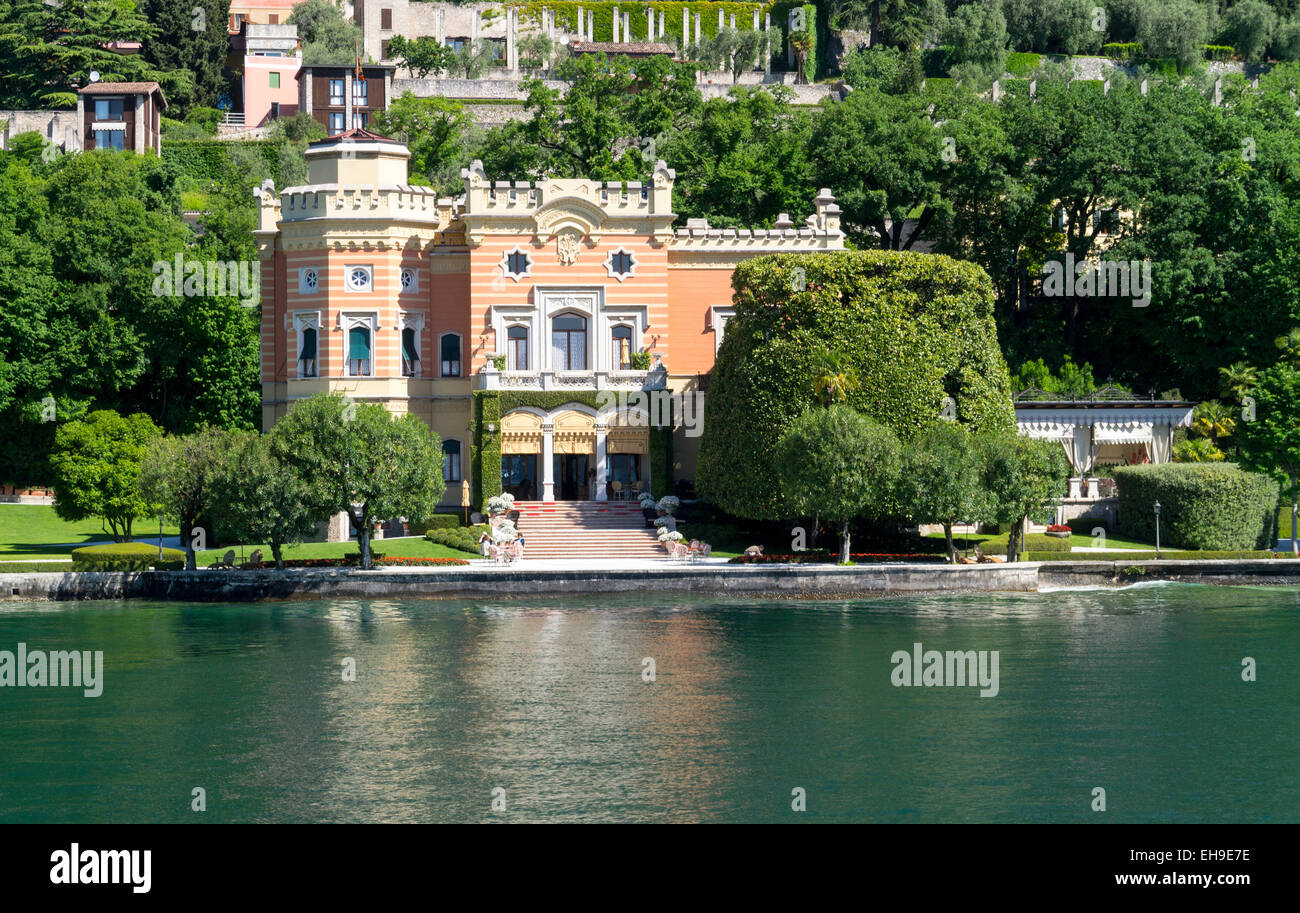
[1017,420,1075,441]
[348,327,370,360]
[1093,420,1153,444]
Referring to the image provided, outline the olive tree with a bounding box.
[978,433,1070,560]
[209,431,320,568]
[269,394,445,569]
[775,405,902,564]
[139,426,232,569]
[899,422,988,562]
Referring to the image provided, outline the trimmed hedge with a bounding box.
[696,250,1016,520]
[0,561,73,573]
[1027,550,1291,562]
[1004,52,1041,77]
[71,543,186,571]
[1102,42,1142,60]
[1113,463,1279,551]
[425,524,491,555]
[1202,45,1235,61]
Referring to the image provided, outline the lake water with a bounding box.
[1,583,1296,823]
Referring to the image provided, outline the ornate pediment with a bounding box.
[533,196,606,242]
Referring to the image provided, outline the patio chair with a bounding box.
[507,539,524,562]
[610,481,624,501]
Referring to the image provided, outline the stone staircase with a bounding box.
[510,500,665,560]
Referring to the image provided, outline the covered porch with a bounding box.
[1014,390,1196,523]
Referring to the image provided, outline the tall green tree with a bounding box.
[0,0,161,108]
[269,394,445,569]
[1236,362,1300,553]
[899,422,988,562]
[138,0,231,112]
[289,0,362,66]
[978,432,1070,560]
[210,431,319,568]
[775,405,903,564]
[371,93,472,193]
[139,426,230,568]
[49,409,161,541]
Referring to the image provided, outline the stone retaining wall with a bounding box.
[2,560,1297,604]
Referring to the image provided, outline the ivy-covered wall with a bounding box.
[162,140,280,184]
[472,389,675,506]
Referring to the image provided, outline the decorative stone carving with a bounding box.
[557,230,581,266]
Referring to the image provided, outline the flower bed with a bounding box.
[238,556,470,569]
[729,552,948,564]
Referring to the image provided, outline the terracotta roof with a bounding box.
[570,41,676,55]
[315,127,400,144]
[78,81,167,109]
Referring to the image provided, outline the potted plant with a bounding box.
[628,351,652,370]
[489,354,507,371]
[1045,523,1072,539]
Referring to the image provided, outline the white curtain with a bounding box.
[1150,424,1173,463]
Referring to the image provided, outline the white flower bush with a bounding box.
[490,519,518,543]
[656,495,680,515]
[486,493,516,516]
[657,528,684,542]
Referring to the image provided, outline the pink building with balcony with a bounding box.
[237,23,301,127]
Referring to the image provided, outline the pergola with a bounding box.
[1014,386,1196,499]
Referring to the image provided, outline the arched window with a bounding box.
[611,325,633,370]
[347,326,371,377]
[442,440,461,482]
[298,326,318,378]
[552,314,587,371]
[507,326,528,371]
[440,333,461,377]
[401,327,420,377]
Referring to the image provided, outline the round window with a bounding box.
[346,267,371,291]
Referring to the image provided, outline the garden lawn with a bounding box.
[196,536,467,565]
[928,530,1161,553]
[0,504,178,560]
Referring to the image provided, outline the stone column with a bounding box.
[344,70,353,129]
[541,424,555,501]
[659,10,664,38]
[647,8,653,40]
[507,8,517,74]
[436,7,444,44]
[719,9,724,31]
[133,95,144,153]
[595,425,608,501]
[472,8,480,44]
[613,6,619,41]
[764,14,771,75]
[682,7,689,46]
[623,11,629,40]
[694,13,700,44]
[588,11,594,42]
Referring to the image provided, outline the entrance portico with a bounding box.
[500,404,649,501]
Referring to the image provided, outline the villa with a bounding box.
[254,128,844,523]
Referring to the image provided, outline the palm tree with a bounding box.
[1275,327,1300,367]
[1218,361,1257,401]
[811,350,860,406]
[1191,400,1235,444]
[1174,436,1225,463]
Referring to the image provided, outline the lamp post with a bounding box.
[1153,500,1161,559]
[157,513,164,562]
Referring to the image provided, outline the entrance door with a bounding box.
[502,454,537,501]
[553,454,588,500]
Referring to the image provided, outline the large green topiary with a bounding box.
[1112,463,1280,551]
[696,250,1015,520]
